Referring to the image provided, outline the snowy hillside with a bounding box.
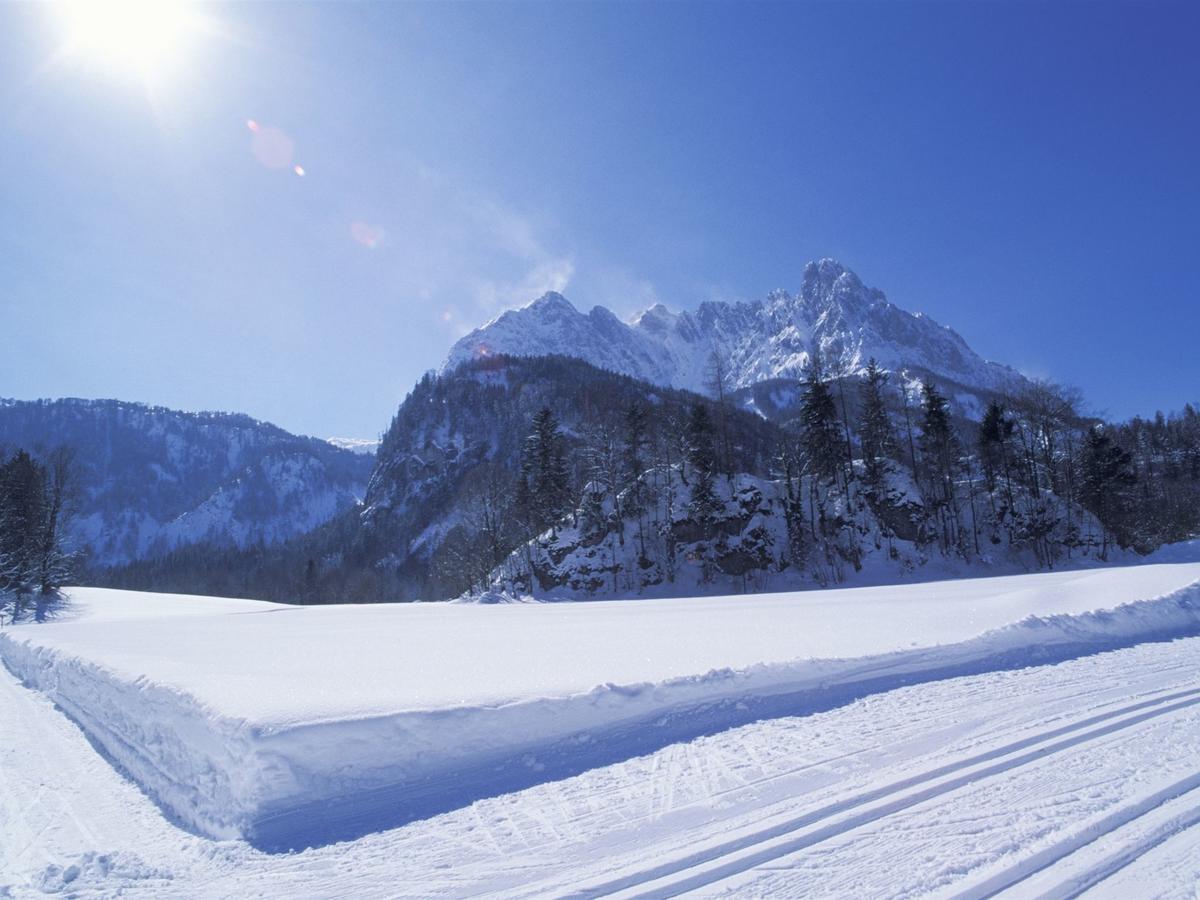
[0,399,374,565]
[443,259,1024,397]
[359,355,779,599]
[475,463,1114,602]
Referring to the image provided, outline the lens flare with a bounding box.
[351,222,383,249]
[293,165,306,177]
[249,125,294,169]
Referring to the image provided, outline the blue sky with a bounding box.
[2,1,1197,438]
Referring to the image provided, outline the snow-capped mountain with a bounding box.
[443,259,1023,396]
[0,399,374,566]
[326,437,380,456]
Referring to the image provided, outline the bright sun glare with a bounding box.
[56,0,201,77]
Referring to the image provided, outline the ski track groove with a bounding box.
[559,684,1200,899]
[948,774,1200,900]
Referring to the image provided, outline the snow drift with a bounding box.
[3,564,1200,850]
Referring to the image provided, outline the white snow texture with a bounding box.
[3,557,1200,852]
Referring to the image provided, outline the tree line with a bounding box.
[0,447,77,622]
[84,353,1199,604]
[472,352,1199,597]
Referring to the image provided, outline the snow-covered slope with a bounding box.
[326,437,379,455]
[4,562,1200,850]
[473,463,1112,602]
[443,259,1023,396]
[0,399,374,565]
[7,623,1200,897]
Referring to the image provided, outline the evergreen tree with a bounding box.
[799,355,846,488]
[514,469,535,536]
[0,450,45,603]
[622,401,649,509]
[978,401,1013,494]
[705,349,735,477]
[0,447,76,621]
[519,407,572,536]
[1080,426,1136,558]
[918,380,964,553]
[857,359,897,495]
[685,404,720,520]
[623,400,651,560]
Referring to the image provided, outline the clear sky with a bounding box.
[2,1,1197,439]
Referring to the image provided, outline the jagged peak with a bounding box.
[523,291,577,314]
[587,304,625,326]
[443,259,1021,396]
[630,301,679,330]
[805,257,849,278]
[801,258,866,303]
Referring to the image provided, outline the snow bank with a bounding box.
[3,567,1200,850]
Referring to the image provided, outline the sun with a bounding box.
[56,0,203,77]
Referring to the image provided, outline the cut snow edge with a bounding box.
[3,579,1200,851]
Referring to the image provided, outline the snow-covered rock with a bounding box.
[443,259,1023,397]
[325,437,379,455]
[472,461,1115,602]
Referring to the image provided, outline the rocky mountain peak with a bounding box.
[527,291,576,314]
[442,260,1022,397]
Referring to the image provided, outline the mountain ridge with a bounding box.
[0,398,374,566]
[443,259,1025,398]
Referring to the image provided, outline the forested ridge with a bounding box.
[71,354,1200,604]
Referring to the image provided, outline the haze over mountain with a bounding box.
[444,259,1025,399]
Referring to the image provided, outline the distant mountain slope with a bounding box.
[443,259,1023,398]
[326,437,379,456]
[0,399,374,566]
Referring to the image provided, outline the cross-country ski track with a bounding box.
[5,604,1200,895]
[7,643,1200,897]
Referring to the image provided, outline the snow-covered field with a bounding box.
[3,554,1200,896]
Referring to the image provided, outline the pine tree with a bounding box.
[623,400,651,561]
[857,359,897,496]
[622,401,649,511]
[32,447,76,598]
[519,407,572,537]
[685,404,720,520]
[978,401,1013,494]
[705,349,735,477]
[1080,426,1136,558]
[0,448,76,622]
[0,450,45,610]
[799,355,846,488]
[918,380,964,553]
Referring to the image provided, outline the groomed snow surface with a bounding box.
[3,551,1200,896]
